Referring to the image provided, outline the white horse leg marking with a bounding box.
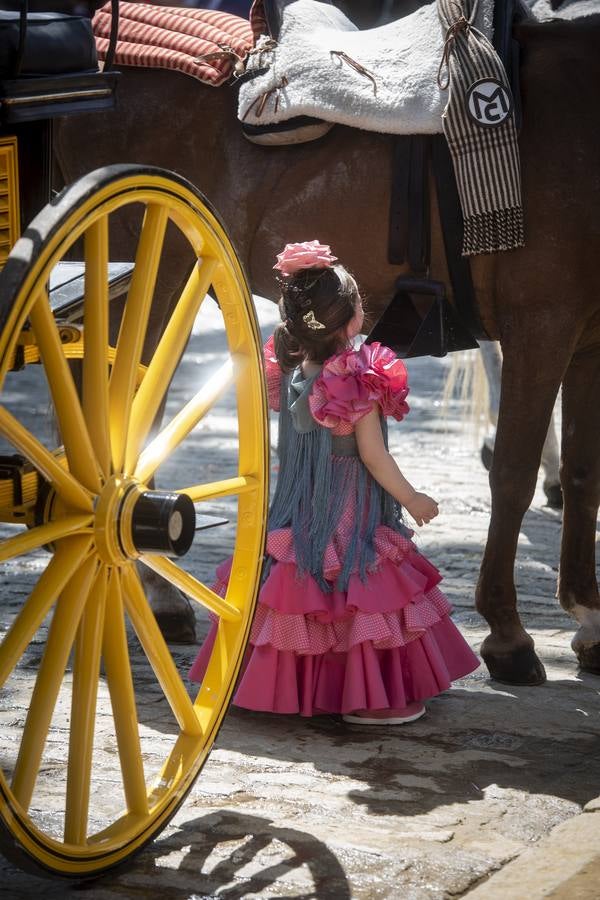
[570,604,600,652]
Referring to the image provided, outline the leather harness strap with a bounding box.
[388,134,430,274]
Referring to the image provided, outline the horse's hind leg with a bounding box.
[477,341,568,684]
[558,343,600,673]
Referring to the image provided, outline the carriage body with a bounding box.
[0,5,270,878]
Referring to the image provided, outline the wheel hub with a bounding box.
[94,475,196,564]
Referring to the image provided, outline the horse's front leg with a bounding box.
[477,342,567,684]
[558,343,600,673]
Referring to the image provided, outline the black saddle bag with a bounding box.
[0,0,105,13]
[0,10,98,77]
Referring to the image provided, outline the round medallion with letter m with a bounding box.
[466,78,513,128]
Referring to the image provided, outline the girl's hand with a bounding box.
[405,492,439,526]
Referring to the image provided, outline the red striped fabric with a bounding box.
[93,2,254,85]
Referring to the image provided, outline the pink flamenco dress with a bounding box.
[190,337,479,715]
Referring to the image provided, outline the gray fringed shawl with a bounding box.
[266,366,408,592]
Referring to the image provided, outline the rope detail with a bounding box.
[330,50,378,96]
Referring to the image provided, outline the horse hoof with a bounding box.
[480,443,493,472]
[574,642,600,674]
[480,641,547,685]
[544,482,563,509]
[571,628,600,675]
[153,600,197,644]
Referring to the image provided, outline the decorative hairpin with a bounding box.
[303,310,326,330]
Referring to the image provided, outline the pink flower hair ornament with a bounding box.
[273,240,338,277]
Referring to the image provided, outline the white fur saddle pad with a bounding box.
[526,0,600,20]
[239,0,494,135]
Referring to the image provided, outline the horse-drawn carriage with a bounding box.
[0,0,271,877]
[0,0,599,882]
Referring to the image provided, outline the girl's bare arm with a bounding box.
[354,406,439,526]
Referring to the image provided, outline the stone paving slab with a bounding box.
[465,808,600,899]
[0,297,599,899]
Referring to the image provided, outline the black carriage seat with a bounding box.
[0,0,118,124]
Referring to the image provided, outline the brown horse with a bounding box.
[54,11,600,685]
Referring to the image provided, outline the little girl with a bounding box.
[191,240,479,724]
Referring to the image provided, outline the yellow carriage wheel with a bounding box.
[0,166,269,877]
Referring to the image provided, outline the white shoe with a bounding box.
[343,704,426,725]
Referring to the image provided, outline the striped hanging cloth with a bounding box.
[437,0,524,255]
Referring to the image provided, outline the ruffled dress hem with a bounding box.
[190,616,479,717]
[189,536,479,716]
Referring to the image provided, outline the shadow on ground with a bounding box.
[212,676,600,819]
[0,812,351,900]
[137,810,352,899]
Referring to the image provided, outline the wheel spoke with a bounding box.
[109,203,169,473]
[134,357,238,484]
[11,552,98,811]
[102,568,149,816]
[121,566,202,735]
[139,555,241,623]
[0,536,93,689]
[64,565,107,845]
[179,475,259,503]
[146,732,206,810]
[0,515,93,564]
[83,217,111,479]
[124,257,217,473]
[29,289,102,494]
[0,406,93,511]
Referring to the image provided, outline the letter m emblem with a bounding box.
[466,79,513,128]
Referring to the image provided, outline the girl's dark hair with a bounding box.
[273,264,360,372]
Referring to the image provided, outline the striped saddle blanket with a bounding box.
[93,1,263,85]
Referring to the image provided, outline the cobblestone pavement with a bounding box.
[0,297,599,899]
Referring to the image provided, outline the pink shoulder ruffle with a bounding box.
[263,335,282,411]
[309,342,409,429]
